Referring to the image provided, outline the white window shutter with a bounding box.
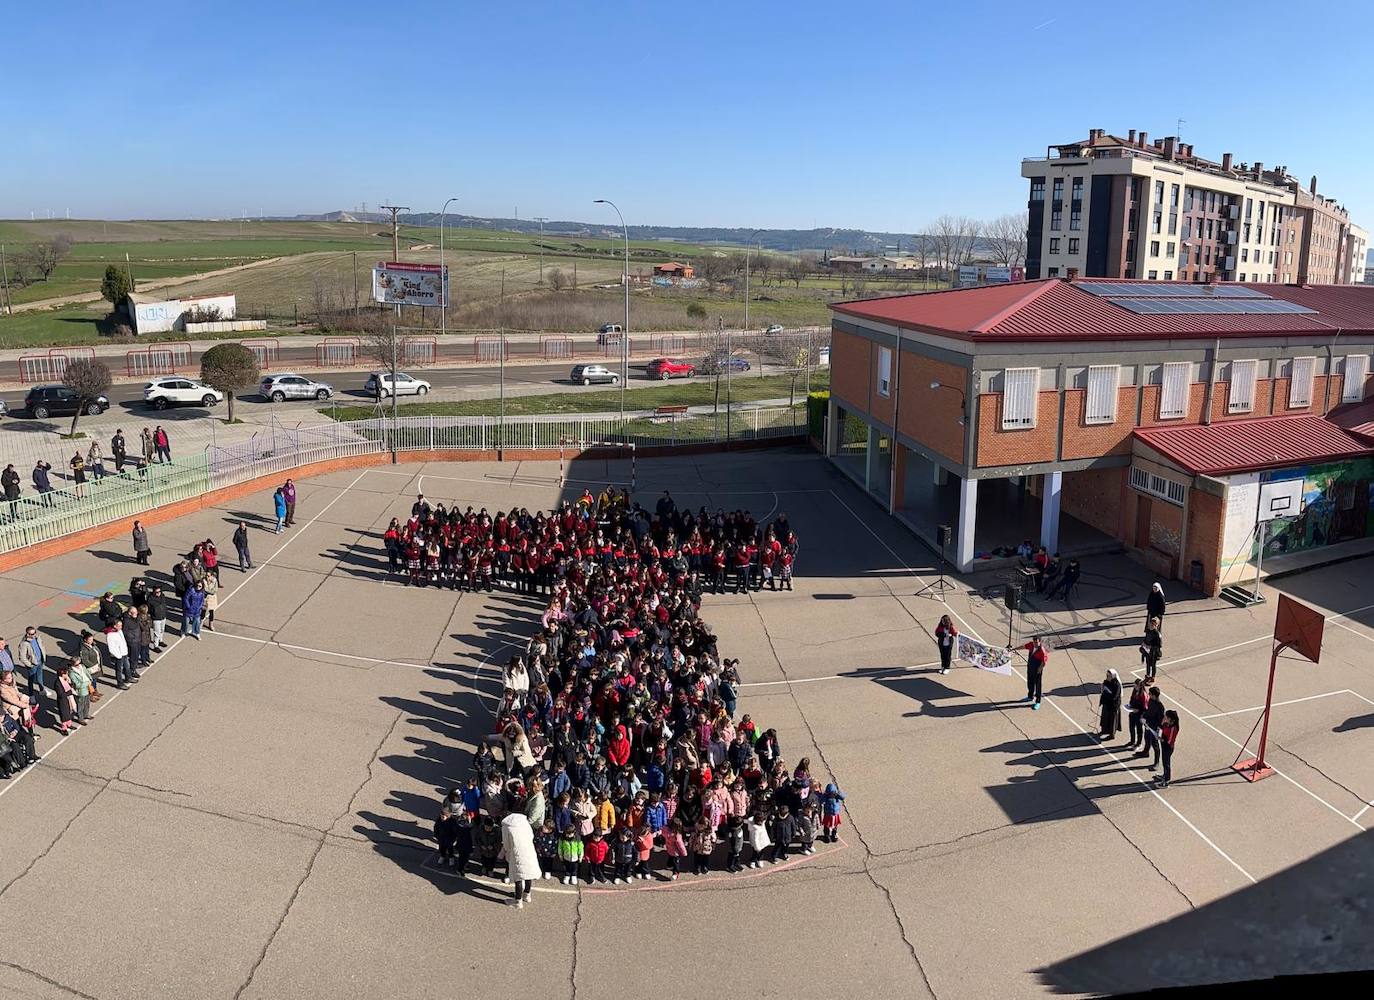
[877,347,892,397]
[1289,356,1315,408]
[1159,362,1189,419]
[1344,355,1369,402]
[1228,359,1257,412]
[1002,368,1038,429]
[1084,365,1120,424]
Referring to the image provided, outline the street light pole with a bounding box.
[533,216,548,284]
[440,196,457,338]
[594,199,630,420]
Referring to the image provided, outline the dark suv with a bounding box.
[24,385,110,420]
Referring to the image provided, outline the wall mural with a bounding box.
[1256,458,1374,557]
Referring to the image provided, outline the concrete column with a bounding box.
[1041,470,1063,553]
[890,444,908,512]
[824,397,840,457]
[864,424,879,492]
[955,476,978,571]
[933,464,949,486]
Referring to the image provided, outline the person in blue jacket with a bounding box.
[272,488,287,534]
[182,581,206,640]
[820,782,846,843]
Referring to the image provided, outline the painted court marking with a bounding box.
[1197,689,1362,720]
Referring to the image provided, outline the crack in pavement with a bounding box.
[0,785,106,902]
[0,959,102,1000]
[233,708,405,1000]
[866,802,1087,862]
[569,885,584,1000]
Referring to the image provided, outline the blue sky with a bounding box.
[7,0,1374,232]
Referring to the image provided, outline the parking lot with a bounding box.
[0,448,1370,998]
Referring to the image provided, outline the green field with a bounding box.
[325,369,829,421]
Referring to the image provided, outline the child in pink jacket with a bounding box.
[663,818,688,880]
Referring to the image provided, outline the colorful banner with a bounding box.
[372,261,449,307]
[956,634,1013,676]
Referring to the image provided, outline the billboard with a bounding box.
[957,265,979,287]
[372,262,449,307]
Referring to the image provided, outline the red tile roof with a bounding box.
[1326,398,1374,444]
[1133,414,1374,476]
[831,279,1374,343]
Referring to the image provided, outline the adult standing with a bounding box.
[32,461,54,507]
[183,581,206,640]
[1146,582,1167,634]
[140,428,156,470]
[2,463,21,521]
[501,809,540,908]
[68,655,92,725]
[1140,686,1165,769]
[69,450,87,498]
[146,585,168,651]
[111,429,127,474]
[233,521,252,571]
[0,668,39,758]
[78,630,103,703]
[201,573,218,631]
[154,425,171,463]
[123,606,150,671]
[1141,617,1163,684]
[106,620,132,690]
[86,440,106,480]
[283,478,297,526]
[17,625,47,708]
[1125,678,1148,750]
[1022,636,1049,710]
[272,488,287,534]
[1097,668,1122,740]
[1157,711,1180,788]
[132,520,151,566]
[935,614,958,675]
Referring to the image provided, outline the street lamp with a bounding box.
[594,198,631,419]
[930,380,967,425]
[439,196,457,337]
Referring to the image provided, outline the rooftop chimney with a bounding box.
[1163,136,1176,160]
[1310,175,1319,194]
[1254,161,1263,179]
[1128,129,1136,143]
[1089,128,1103,141]
[1222,152,1233,171]
[1139,131,1148,148]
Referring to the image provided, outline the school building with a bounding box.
[824,278,1374,596]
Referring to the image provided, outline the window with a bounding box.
[1125,239,1136,261]
[1001,368,1038,429]
[1150,241,1160,256]
[1030,178,1045,201]
[1130,467,1187,507]
[1344,355,1369,401]
[1147,270,1158,280]
[1069,208,1082,231]
[1067,238,1079,254]
[1245,198,1253,220]
[1154,180,1164,203]
[1052,178,1063,201]
[1084,365,1120,424]
[1228,359,1258,413]
[1071,177,1083,202]
[1159,362,1189,419]
[1163,270,1173,280]
[1051,208,1063,231]
[1152,212,1162,234]
[1240,273,1247,281]
[1048,266,1060,277]
[1049,238,1060,254]
[1288,356,1315,408]
[877,347,892,397]
[1166,242,1175,256]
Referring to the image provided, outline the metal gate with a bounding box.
[401,337,438,366]
[651,333,686,355]
[126,342,192,377]
[316,338,359,367]
[475,336,508,363]
[17,347,97,384]
[541,335,574,360]
[242,340,280,370]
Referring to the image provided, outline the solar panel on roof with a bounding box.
[1106,296,1318,316]
[1077,281,1269,299]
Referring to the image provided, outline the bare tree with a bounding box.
[983,212,1028,267]
[547,267,567,292]
[698,253,731,290]
[785,258,809,288]
[21,234,73,283]
[928,215,982,277]
[752,254,772,287]
[61,359,112,437]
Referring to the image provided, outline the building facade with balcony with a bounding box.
[824,279,1374,595]
[1023,129,1365,286]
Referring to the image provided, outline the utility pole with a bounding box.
[381,205,409,261]
[0,244,12,316]
[533,217,548,284]
[352,251,359,317]
[125,252,135,292]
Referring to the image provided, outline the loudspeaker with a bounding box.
[936,524,952,549]
[1003,583,1022,610]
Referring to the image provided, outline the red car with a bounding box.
[646,357,696,380]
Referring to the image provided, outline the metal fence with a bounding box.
[0,406,804,555]
[126,343,192,378]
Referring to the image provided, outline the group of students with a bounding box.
[385,487,796,596]
[417,486,841,904]
[1,427,175,517]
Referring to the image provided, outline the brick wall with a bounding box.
[830,327,872,410]
[1061,386,1138,460]
[1184,487,1225,596]
[1060,466,1126,538]
[1138,383,1207,427]
[897,354,967,464]
[1212,378,1276,421]
[975,391,1059,467]
[1149,499,1184,565]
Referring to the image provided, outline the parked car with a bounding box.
[646,358,696,380]
[0,398,8,418]
[697,353,751,375]
[596,323,624,345]
[260,373,335,402]
[764,323,785,335]
[364,371,431,398]
[143,376,223,410]
[569,364,620,386]
[24,385,109,420]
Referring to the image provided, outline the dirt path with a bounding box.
[10,255,293,313]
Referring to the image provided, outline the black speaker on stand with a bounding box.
[915,524,957,598]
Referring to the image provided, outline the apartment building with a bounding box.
[825,279,1374,596]
[1022,129,1365,285]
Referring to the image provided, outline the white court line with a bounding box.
[1158,601,1374,670]
[0,471,369,802]
[1197,689,1357,720]
[824,488,1258,884]
[1327,616,1374,646]
[740,661,942,688]
[1354,802,1373,822]
[205,630,452,674]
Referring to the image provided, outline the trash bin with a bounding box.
[1189,559,1204,588]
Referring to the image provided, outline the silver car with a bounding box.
[260,373,334,402]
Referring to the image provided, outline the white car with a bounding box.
[365,371,431,398]
[143,376,224,410]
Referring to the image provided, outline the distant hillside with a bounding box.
[279,210,985,256]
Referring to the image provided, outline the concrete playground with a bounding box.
[0,448,1371,999]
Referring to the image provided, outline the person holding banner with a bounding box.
[935,615,958,674]
[1021,636,1049,709]
[1097,669,1122,740]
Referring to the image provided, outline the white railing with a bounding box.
[0,406,803,555]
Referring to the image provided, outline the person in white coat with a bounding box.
[501,810,541,908]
